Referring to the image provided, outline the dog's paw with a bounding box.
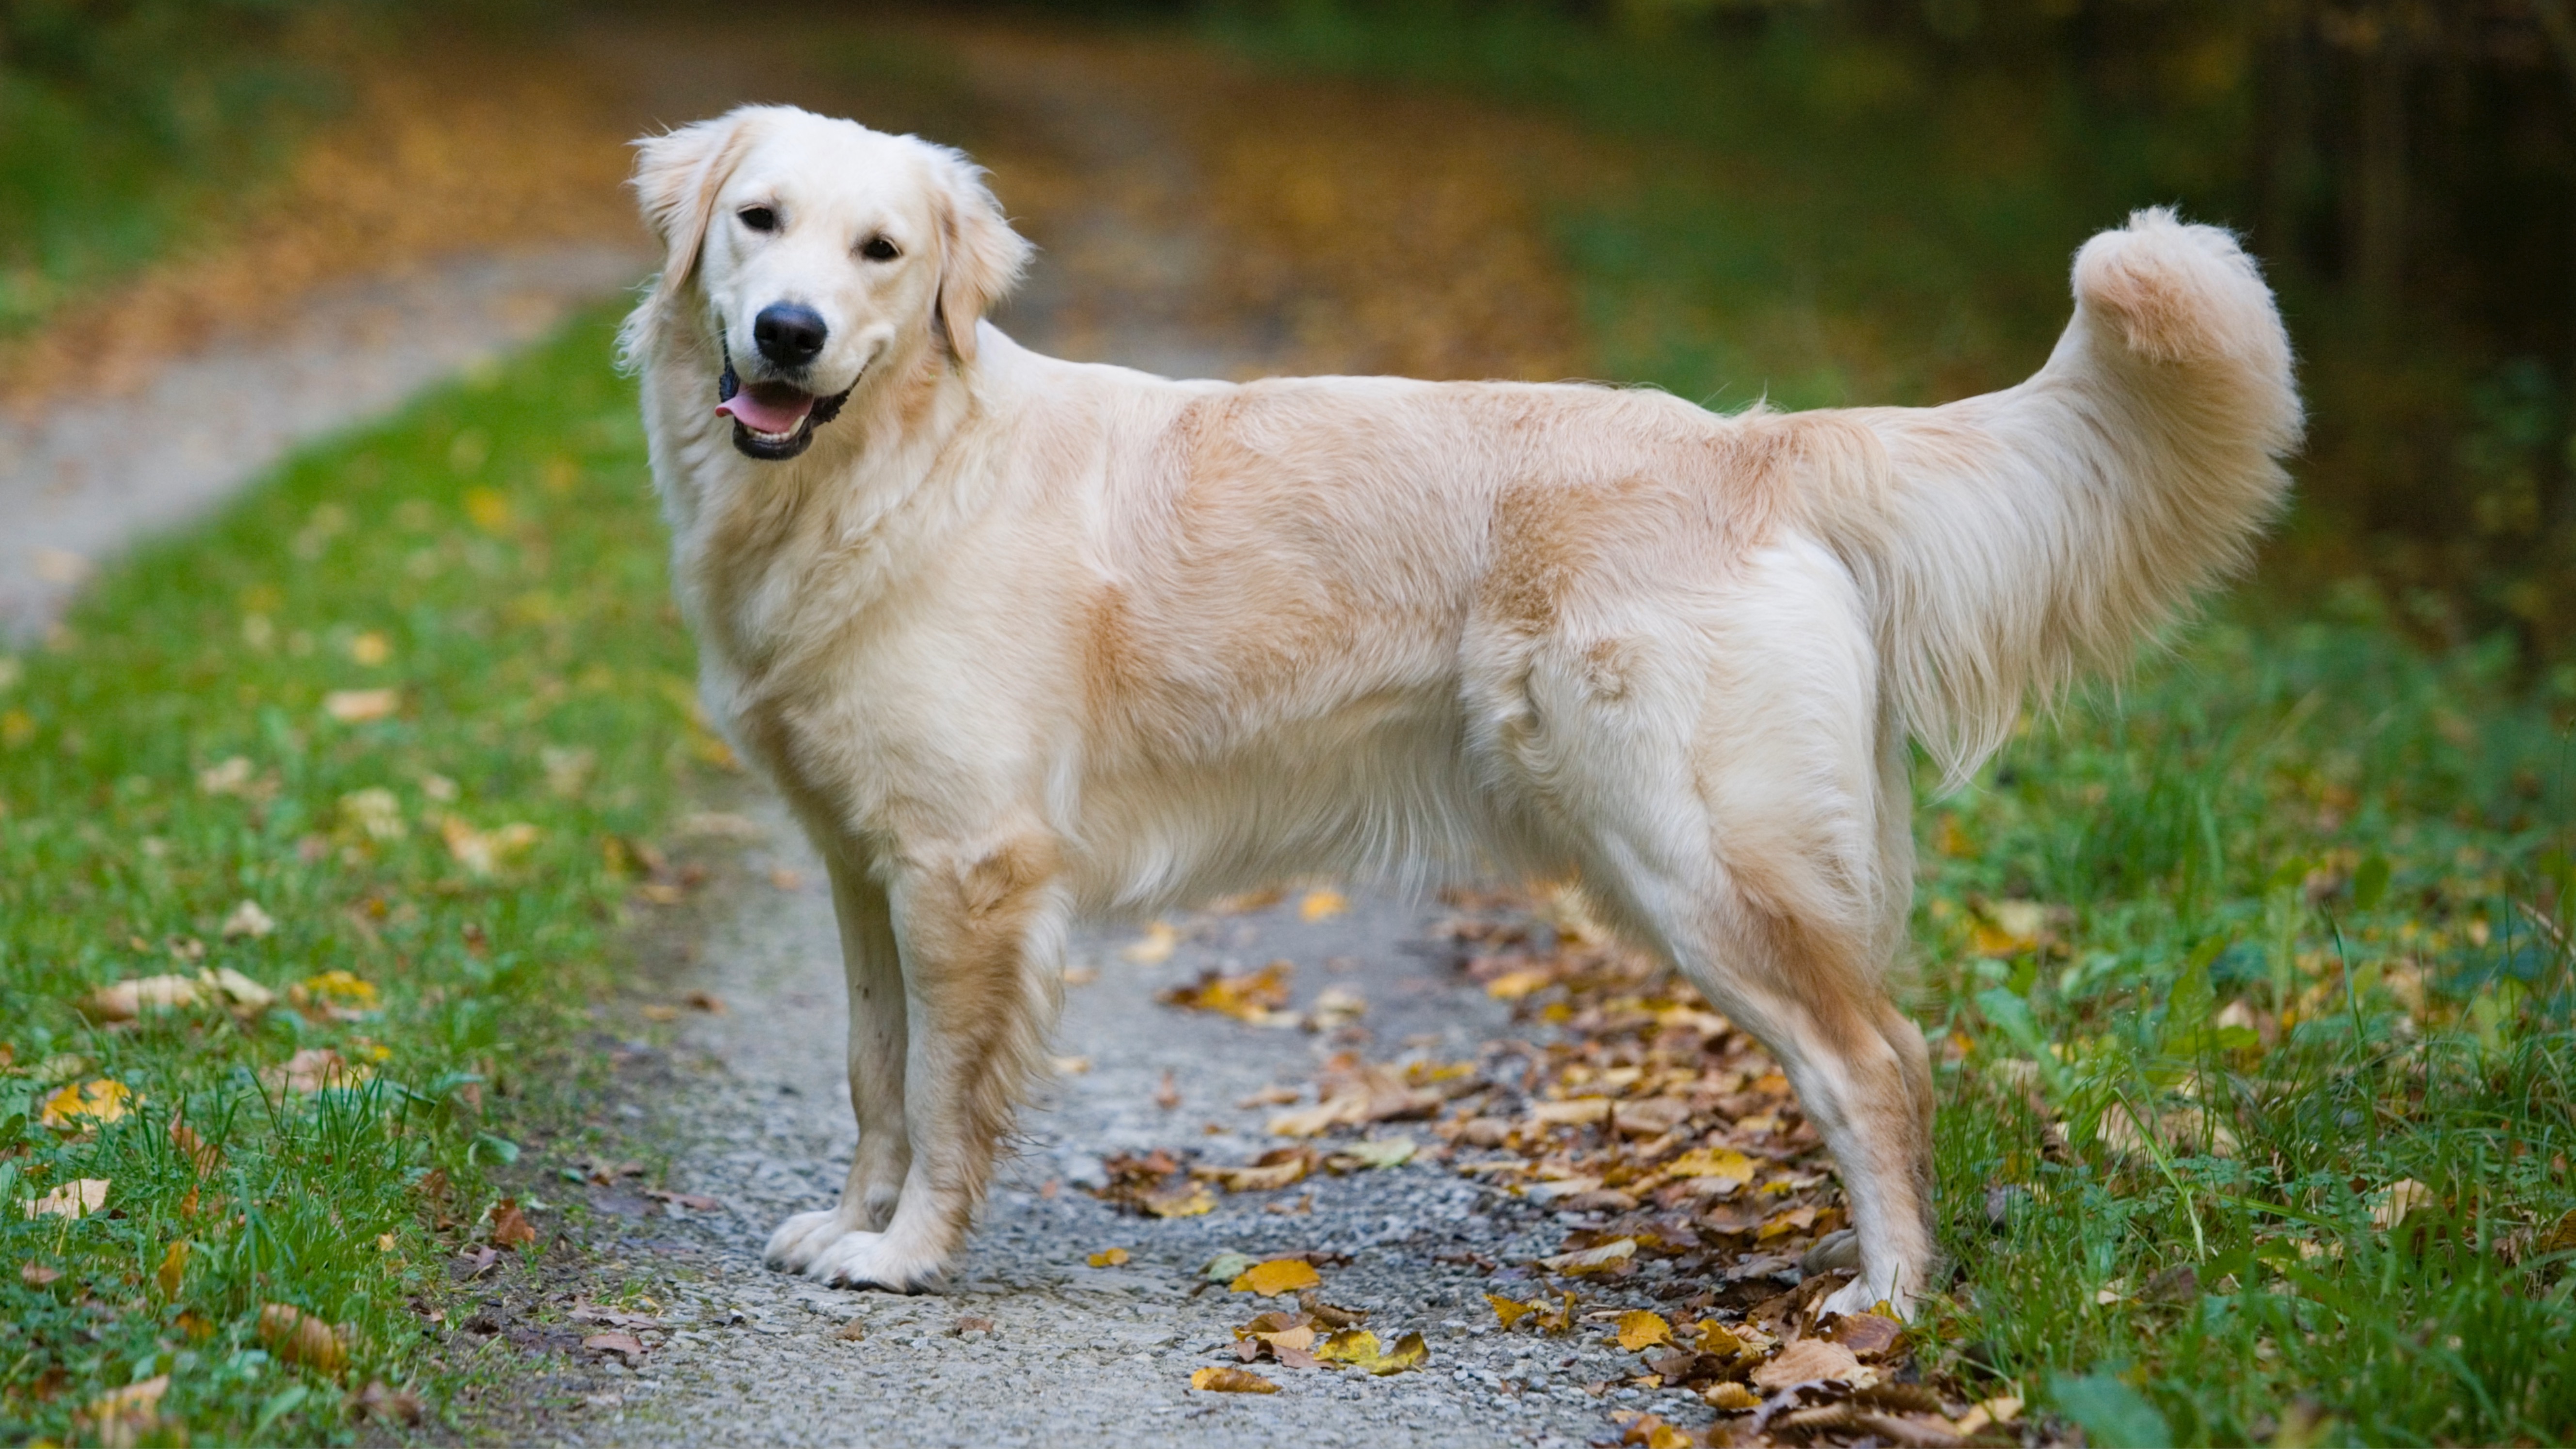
[763,1208,859,1273]
[807,1229,948,1294]
[1817,1270,1912,1323]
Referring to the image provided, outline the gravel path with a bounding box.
[564,798,1680,1448]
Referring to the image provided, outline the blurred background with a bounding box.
[2,0,2570,672]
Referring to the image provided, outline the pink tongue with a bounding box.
[717,384,815,435]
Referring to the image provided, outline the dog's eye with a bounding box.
[738,206,778,233]
[858,235,901,262]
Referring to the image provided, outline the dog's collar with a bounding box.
[719,340,856,424]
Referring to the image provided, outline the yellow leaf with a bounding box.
[1366,1331,1428,1376]
[1298,888,1349,922]
[1230,1258,1322,1295]
[1141,1181,1215,1218]
[258,1303,349,1374]
[1487,1294,1537,1329]
[156,1240,190,1298]
[1647,1425,1692,1449]
[24,1178,110,1218]
[463,487,513,532]
[1087,1247,1130,1268]
[1190,1366,1280,1394]
[1707,1381,1762,1411]
[2371,1178,2434,1230]
[1484,969,1554,1000]
[39,1079,133,1129]
[348,631,392,666]
[301,970,379,1008]
[1314,1328,1381,1365]
[1122,921,1179,965]
[1616,1310,1672,1352]
[1662,1147,1755,1186]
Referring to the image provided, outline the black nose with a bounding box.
[753,303,828,366]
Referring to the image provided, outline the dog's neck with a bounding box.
[650,318,996,683]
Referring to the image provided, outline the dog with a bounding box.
[620,103,2299,1319]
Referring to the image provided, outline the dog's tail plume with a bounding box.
[1787,207,2303,788]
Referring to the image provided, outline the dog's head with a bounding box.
[630,105,1030,461]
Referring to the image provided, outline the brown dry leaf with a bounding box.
[487,1197,537,1248]
[1154,1069,1183,1111]
[1159,961,1296,1024]
[24,1179,111,1219]
[1200,1146,1316,1192]
[1539,1238,1636,1276]
[1268,1054,1441,1137]
[259,1304,349,1375]
[836,1319,868,1342]
[169,1118,222,1176]
[584,1332,647,1360]
[21,1261,62,1286]
[1752,1337,1864,1390]
[1829,1311,1906,1360]
[1087,1247,1130,1268]
[354,1380,425,1426]
[79,974,206,1023]
[1232,1258,1323,1296]
[262,1047,370,1094]
[1616,1309,1673,1352]
[1190,1366,1280,1394]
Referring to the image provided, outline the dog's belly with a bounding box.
[1064,687,1554,916]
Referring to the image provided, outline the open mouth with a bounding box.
[716,354,853,461]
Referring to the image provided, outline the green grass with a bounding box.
[0,307,702,1441]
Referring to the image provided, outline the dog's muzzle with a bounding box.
[717,342,854,461]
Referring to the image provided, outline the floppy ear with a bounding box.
[631,107,771,299]
[929,150,1031,366]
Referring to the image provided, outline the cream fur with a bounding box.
[625,105,2301,1318]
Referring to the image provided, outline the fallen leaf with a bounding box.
[156,1241,189,1298]
[1299,888,1349,922]
[81,1374,168,1439]
[1707,1381,1762,1411]
[441,816,540,876]
[1617,1310,1673,1352]
[487,1197,537,1248]
[259,1303,349,1374]
[1540,1238,1637,1276]
[1315,1327,1429,1375]
[1200,1146,1316,1192]
[1203,1251,1259,1284]
[836,1319,867,1342]
[221,900,276,939]
[355,1380,424,1425]
[2372,1178,2434,1230]
[685,990,726,1013]
[953,1315,995,1336]
[584,1332,647,1359]
[1155,1069,1183,1110]
[204,967,277,1014]
[324,688,400,723]
[262,1048,369,1094]
[1232,1258,1323,1295]
[80,974,205,1022]
[1160,961,1296,1024]
[1326,1136,1417,1172]
[1145,1181,1216,1218]
[1306,984,1367,1030]
[1123,921,1179,965]
[1751,1337,1863,1389]
[1267,1054,1441,1137]
[1191,1365,1280,1393]
[1088,1247,1130,1268]
[1053,1055,1094,1075]
[1484,968,1555,1000]
[39,1080,133,1129]
[1487,1294,1538,1329]
[1828,1311,1906,1359]
[21,1262,62,1286]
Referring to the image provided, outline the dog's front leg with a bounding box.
[799,835,1065,1293]
[764,857,910,1272]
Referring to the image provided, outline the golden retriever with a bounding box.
[621,104,2299,1319]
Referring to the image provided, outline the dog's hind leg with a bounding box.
[799,833,1067,1293]
[765,855,911,1272]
